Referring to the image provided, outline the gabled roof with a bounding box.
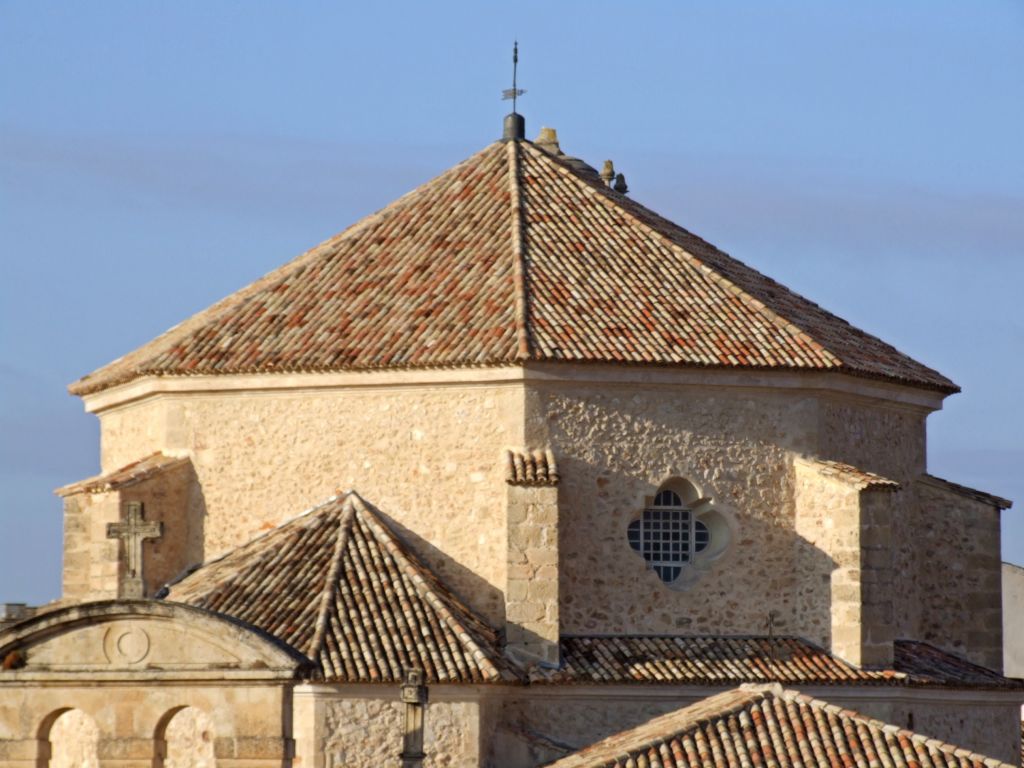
[535,636,1023,689]
[70,137,956,396]
[161,492,514,684]
[55,452,190,497]
[544,685,1011,768]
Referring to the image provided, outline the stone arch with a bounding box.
[0,600,310,674]
[153,706,216,768]
[38,708,99,768]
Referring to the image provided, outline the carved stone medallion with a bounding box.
[102,624,151,665]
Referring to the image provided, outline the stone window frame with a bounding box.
[627,478,733,590]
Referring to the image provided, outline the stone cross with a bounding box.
[106,502,163,599]
[399,667,428,768]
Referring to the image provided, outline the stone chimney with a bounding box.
[535,127,561,155]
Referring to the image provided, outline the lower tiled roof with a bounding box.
[55,452,189,497]
[921,475,1013,509]
[536,635,896,686]
[805,458,901,491]
[895,639,1020,688]
[543,685,1010,768]
[535,636,1023,690]
[161,492,514,684]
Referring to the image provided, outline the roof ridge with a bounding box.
[519,142,844,371]
[507,140,532,361]
[69,142,510,396]
[307,496,357,666]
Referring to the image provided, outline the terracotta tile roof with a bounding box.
[803,458,901,491]
[70,138,956,396]
[505,448,560,486]
[895,639,1021,688]
[54,452,189,497]
[534,636,1023,690]
[535,635,897,686]
[921,474,1013,509]
[544,685,1011,768]
[161,492,515,684]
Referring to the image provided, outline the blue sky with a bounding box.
[1,1,1021,604]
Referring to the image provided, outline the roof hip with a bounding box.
[507,140,532,361]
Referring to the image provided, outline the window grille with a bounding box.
[628,489,711,584]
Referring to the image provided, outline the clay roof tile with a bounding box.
[161,491,516,684]
[543,685,1014,768]
[70,139,957,396]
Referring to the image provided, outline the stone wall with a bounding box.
[528,382,818,636]
[793,463,858,656]
[850,696,1020,764]
[1002,562,1024,677]
[48,708,99,768]
[506,483,560,665]
[0,683,290,766]
[84,368,1009,678]
[319,695,482,768]
[61,493,118,600]
[909,478,1003,670]
[818,398,926,482]
[163,705,217,768]
[491,694,683,766]
[61,461,200,601]
[793,460,896,666]
[96,382,525,623]
[894,700,1020,764]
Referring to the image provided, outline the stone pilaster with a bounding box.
[504,448,561,666]
[858,491,896,666]
[794,457,896,668]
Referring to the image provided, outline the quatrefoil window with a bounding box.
[628,485,719,585]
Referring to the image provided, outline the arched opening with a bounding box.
[38,708,99,768]
[154,706,216,768]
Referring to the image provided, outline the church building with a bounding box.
[0,113,1019,766]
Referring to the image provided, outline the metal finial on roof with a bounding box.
[501,41,526,140]
[502,40,526,113]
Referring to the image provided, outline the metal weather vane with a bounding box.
[502,40,526,113]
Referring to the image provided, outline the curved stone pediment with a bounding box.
[0,600,307,681]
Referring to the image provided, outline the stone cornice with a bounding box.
[81,363,948,415]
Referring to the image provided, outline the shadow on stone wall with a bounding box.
[557,455,836,646]
[130,461,207,597]
[792,529,835,653]
[382,514,506,629]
